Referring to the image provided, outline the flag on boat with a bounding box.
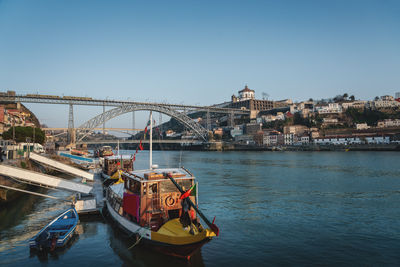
[179,184,196,199]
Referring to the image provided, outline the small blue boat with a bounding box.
[29,207,78,251]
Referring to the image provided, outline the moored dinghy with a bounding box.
[29,207,79,251]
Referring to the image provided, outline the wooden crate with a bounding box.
[169,172,186,178]
[144,172,165,180]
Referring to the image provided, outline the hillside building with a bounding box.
[229,85,276,119]
[341,101,367,110]
[356,123,370,130]
[381,95,394,101]
[371,100,400,109]
[377,119,400,128]
[283,125,308,135]
[315,103,342,114]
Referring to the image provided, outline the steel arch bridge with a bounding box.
[76,103,209,142]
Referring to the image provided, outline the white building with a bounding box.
[314,136,391,145]
[238,85,255,101]
[313,137,362,145]
[341,101,367,110]
[290,101,314,116]
[323,118,339,124]
[381,95,394,101]
[300,135,310,144]
[316,103,342,114]
[356,123,370,130]
[261,112,285,123]
[372,100,400,109]
[365,136,390,144]
[263,134,278,146]
[377,119,400,128]
[284,133,294,145]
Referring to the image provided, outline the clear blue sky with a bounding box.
[0,0,399,128]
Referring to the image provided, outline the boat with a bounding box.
[96,145,114,158]
[101,155,133,180]
[70,149,89,156]
[104,112,219,259]
[29,207,79,251]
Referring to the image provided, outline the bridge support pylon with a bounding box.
[68,103,76,146]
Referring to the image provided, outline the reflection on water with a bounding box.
[1,151,400,266]
[104,209,205,267]
[29,234,80,263]
[0,193,42,230]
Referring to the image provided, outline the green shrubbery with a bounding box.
[2,126,45,144]
[345,108,389,126]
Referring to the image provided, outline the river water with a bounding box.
[1,151,400,266]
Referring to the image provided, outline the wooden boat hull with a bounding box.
[105,200,211,259]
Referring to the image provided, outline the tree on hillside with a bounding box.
[349,95,355,101]
[374,96,379,101]
[343,93,348,99]
[1,126,45,144]
[263,119,286,132]
[293,113,313,127]
[345,108,388,126]
[333,95,344,103]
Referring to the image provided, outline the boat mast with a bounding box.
[150,111,152,169]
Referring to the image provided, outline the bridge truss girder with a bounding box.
[77,103,209,142]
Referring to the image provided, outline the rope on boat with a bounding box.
[127,235,143,250]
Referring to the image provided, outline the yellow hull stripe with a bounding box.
[151,219,216,245]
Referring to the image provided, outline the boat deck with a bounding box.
[127,167,194,182]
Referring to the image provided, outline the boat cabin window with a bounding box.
[179,179,193,192]
[142,184,147,195]
[125,178,141,195]
[149,183,158,195]
[107,188,122,214]
[160,179,193,193]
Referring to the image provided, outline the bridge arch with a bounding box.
[76,103,208,142]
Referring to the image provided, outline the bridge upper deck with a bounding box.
[0,94,250,114]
